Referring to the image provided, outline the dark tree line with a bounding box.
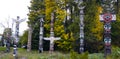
[19,0,120,53]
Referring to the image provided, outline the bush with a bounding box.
[70,50,88,59]
[106,46,120,59]
[0,47,6,51]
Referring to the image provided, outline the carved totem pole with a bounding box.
[13,16,25,58]
[78,0,85,53]
[100,0,117,57]
[44,12,60,53]
[39,17,44,53]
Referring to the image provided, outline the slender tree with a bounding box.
[27,0,45,50]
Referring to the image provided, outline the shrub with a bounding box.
[70,50,88,59]
[106,46,120,59]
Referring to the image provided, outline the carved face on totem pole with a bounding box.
[104,37,111,46]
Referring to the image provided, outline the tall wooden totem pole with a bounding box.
[78,0,85,54]
[13,16,25,58]
[39,16,44,53]
[99,0,117,57]
[44,12,60,53]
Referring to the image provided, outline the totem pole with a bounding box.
[44,12,60,53]
[78,0,85,54]
[39,16,44,53]
[13,16,25,58]
[99,0,117,57]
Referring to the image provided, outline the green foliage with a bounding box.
[84,0,103,53]
[2,28,12,41]
[19,30,28,46]
[70,50,88,59]
[56,32,75,51]
[0,47,120,59]
[0,47,6,51]
[44,0,77,51]
[0,48,70,59]
[85,1,103,42]
[88,53,104,59]
[111,14,120,47]
[28,0,45,49]
[108,46,120,59]
[27,0,120,53]
[45,0,56,20]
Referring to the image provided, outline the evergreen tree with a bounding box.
[112,14,120,47]
[84,0,103,53]
[27,0,45,50]
[19,30,28,47]
[27,0,120,52]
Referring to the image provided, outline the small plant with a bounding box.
[70,50,78,59]
[70,50,88,59]
[79,52,89,59]
[0,47,6,51]
[110,46,120,59]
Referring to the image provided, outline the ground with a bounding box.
[0,47,120,59]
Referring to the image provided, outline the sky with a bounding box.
[0,0,31,35]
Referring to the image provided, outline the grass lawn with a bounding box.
[88,53,104,59]
[0,47,120,59]
[0,47,70,59]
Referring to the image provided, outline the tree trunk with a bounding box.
[27,25,32,52]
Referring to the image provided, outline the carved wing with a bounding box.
[19,18,26,23]
[55,37,60,40]
[44,37,50,40]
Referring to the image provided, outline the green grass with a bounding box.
[88,53,104,59]
[0,48,70,59]
[0,47,120,59]
[0,47,6,51]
